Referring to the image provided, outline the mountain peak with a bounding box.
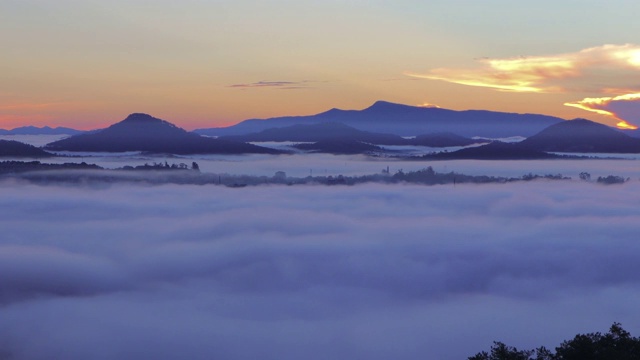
[122,113,164,123]
[363,101,431,114]
[568,118,600,124]
[116,113,180,130]
[367,100,408,109]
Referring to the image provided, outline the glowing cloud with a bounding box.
[417,102,440,108]
[565,94,640,130]
[228,80,319,90]
[407,44,640,94]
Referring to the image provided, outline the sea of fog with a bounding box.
[2,135,640,359]
[1,180,640,360]
[2,135,640,180]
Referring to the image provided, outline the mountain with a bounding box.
[0,140,53,158]
[44,113,281,154]
[195,101,565,138]
[626,129,640,138]
[519,118,640,153]
[220,122,407,145]
[408,132,481,147]
[424,141,558,160]
[6,126,84,135]
[293,139,383,154]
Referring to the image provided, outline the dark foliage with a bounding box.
[0,161,101,174]
[469,323,640,360]
[0,161,575,187]
[596,175,627,184]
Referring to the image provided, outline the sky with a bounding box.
[3,0,640,130]
[1,180,640,359]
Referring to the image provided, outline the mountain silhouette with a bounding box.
[408,132,481,147]
[221,122,407,145]
[520,118,640,153]
[195,101,564,138]
[424,141,558,160]
[0,140,53,158]
[293,139,383,154]
[220,122,483,148]
[44,113,281,154]
[0,126,84,135]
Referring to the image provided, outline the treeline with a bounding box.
[469,323,640,360]
[0,160,101,174]
[0,161,633,187]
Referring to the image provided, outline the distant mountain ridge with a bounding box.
[221,122,407,145]
[220,122,480,148]
[195,101,566,138]
[44,113,281,154]
[0,126,83,135]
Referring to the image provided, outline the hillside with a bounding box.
[408,132,480,147]
[220,122,407,145]
[519,118,640,153]
[44,113,281,154]
[293,139,383,154]
[423,141,559,160]
[0,140,53,158]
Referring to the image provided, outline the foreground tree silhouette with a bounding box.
[468,323,640,360]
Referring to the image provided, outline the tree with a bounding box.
[468,342,551,360]
[553,323,639,360]
[469,323,640,360]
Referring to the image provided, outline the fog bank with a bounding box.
[1,181,639,359]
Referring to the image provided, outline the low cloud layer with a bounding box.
[407,44,640,128]
[228,80,317,90]
[1,181,640,359]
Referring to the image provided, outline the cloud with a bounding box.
[1,179,640,359]
[0,246,127,303]
[407,44,640,94]
[564,93,640,129]
[417,102,440,108]
[407,44,640,128]
[228,80,317,90]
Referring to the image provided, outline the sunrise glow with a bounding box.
[564,93,640,130]
[4,3,640,360]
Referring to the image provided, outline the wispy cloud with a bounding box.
[407,44,640,128]
[406,44,640,94]
[228,80,318,90]
[565,93,640,130]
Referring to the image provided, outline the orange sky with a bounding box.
[2,1,640,131]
